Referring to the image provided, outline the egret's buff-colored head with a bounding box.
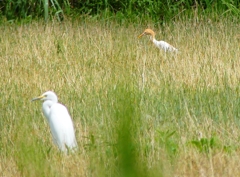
[138,28,156,38]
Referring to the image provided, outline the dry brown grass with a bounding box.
[0,17,240,176]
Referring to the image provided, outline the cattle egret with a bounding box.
[138,28,178,52]
[32,91,78,152]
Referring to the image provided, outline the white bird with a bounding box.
[138,28,178,52]
[32,91,78,152]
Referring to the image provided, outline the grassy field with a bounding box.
[0,16,240,176]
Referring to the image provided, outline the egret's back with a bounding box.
[49,103,78,151]
[153,39,178,52]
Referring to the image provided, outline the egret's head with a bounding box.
[32,91,58,103]
[138,28,155,38]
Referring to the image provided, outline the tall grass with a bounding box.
[0,16,240,176]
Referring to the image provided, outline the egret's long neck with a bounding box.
[150,34,156,42]
[42,100,54,122]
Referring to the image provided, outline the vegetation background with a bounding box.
[0,0,240,177]
[1,0,240,23]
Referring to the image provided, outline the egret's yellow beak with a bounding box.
[138,33,145,38]
[31,95,45,102]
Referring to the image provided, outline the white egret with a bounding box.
[32,91,78,152]
[138,28,178,52]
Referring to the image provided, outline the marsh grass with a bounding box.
[0,17,240,176]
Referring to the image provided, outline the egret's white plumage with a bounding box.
[138,28,178,52]
[32,91,78,152]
